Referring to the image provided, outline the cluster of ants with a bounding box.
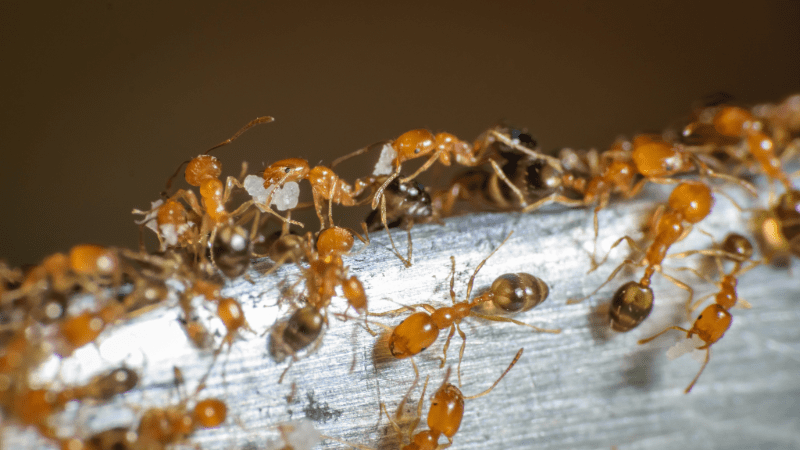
[1,92,799,450]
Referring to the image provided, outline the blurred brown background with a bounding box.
[1,1,798,266]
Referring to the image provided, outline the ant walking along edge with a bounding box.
[637,233,761,393]
[377,232,559,386]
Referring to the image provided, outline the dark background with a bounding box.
[1,1,798,266]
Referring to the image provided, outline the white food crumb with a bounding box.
[271,181,300,211]
[266,419,322,450]
[134,200,164,235]
[373,143,397,175]
[244,175,300,211]
[666,335,705,360]
[244,174,270,205]
[159,224,179,247]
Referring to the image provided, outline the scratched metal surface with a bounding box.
[6,182,800,450]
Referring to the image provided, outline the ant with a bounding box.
[710,105,794,191]
[432,127,563,216]
[753,189,800,265]
[571,181,715,332]
[336,126,560,225]
[638,233,760,393]
[0,365,139,446]
[380,233,558,385]
[528,134,753,266]
[260,158,365,230]
[385,350,523,450]
[359,173,436,267]
[134,117,273,273]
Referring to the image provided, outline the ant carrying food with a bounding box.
[134,117,273,277]
[638,233,760,393]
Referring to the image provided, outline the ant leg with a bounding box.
[658,270,694,312]
[455,323,467,388]
[278,356,296,384]
[488,129,563,171]
[400,149,444,183]
[326,179,337,229]
[470,312,561,334]
[439,325,457,368]
[311,191,328,230]
[381,194,412,267]
[168,189,204,216]
[488,159,528,207]
[229,199,255,218]
[590,235,643,272]
[691,154,758,197]
[568,257,638,304]
[520,194,584,213]
[464,231,513,300]
[371,171,399,209]
[589,203,604,271]
[637,326,690,345]
[685,348,711,394]
[735,297,752,309]
[449,256,457,303]
[463,348,524,400]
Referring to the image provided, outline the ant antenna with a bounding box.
[163,116,275,194]
[203,116,275,155]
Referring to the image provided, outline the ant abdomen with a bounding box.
[721,233,754,261]
[389,312,439,359]
[489,273,549,314]
[281,306,324,353]
[211,224,251,278]
[609,281,654,332]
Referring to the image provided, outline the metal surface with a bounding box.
[6,182,800,449]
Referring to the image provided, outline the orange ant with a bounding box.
[103,366,228,450]
[526,134,752,266]
[711,105,794,191]
[261,158,365,230]
[268,227,367,380]
[0,365,139,446]
[381,233,558,385]
[384,350,523,450]
[638,233,760,393]
[571,181,715,332]
[134,117,273,270]
[335,127,560,227]
[753,189,800,265]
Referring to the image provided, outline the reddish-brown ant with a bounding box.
[638,233,760,393]
[571,181,715,332]
[135,117,273,274]
[261,158,364,229]
[386,350,523,450]
[381,233,558,385]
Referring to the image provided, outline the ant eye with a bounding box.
[414,148,421,154]
[284,167,291,173]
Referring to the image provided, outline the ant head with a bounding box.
[263,158,310,185]
[185,155,222,187]
[393,129,436,163]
